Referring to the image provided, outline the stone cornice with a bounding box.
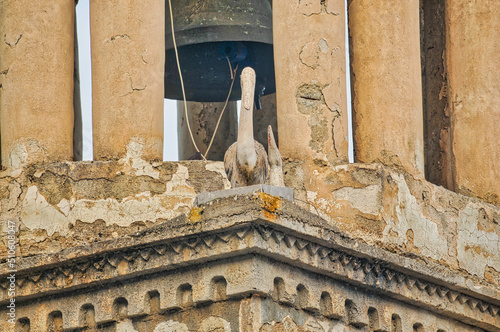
[1,193,499,330]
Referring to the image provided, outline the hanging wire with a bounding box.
[168,0,239,161]
[204,59,238,158]
[167,0,205,160]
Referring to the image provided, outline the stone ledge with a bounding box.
[1,193,499,330]
[194,184,294,205]
[2,160,499,292]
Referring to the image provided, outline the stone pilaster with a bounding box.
[273,0,349,165]
[273,0,349,210]
[0,0,75,168]
[446,0,500,205]
[90,0,164,161]
[177,101,237,161]
[348,0,424,177]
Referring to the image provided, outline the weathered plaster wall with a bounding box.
[1,160,499,291]
[283,162,500,287]
[273,0,349,164]
[0,158,229,258]
[445,0,500,206]
[0,0,75,167]
[90,0,165,161]
[348,0,424,177]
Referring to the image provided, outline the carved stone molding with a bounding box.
[1,193,499,330]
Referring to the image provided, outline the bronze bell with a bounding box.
[165,0,275,105]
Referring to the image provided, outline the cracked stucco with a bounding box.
[1,161,499,289]
[0,159,229,254]
[299,0,340,16]
[384,172,449,261]
[333,185,381,215]
[295,83,344,161]
[3,33,22,48]
[457,204,500,277]
[287,163,500,287]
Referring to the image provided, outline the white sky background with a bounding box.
[75,1,353,162]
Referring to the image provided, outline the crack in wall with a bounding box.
[299,0,340,16]
[295,83,344,157]
[4,33,23,48]
[121,76,147,97]
[331,115,340,157]
[140,50,149,64]
[299,38,330,70]
[110,34,130,43]
[0,68,10,90]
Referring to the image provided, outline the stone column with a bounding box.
[273,0,349,166]
[446,0,500,205]
[348,0,424,176]
[0,0,75,168]
[274,0,349,215]
[177,101,237,161]
[90,0,164,161]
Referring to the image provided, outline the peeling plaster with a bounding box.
[124,138,147,160]
[5,182,21,211]
[22,186,68,237]
[8,140,46,169]
[383,173,448,261]
[333,185,381,215]
[299,0,340,16]
[9,160,226,241]
[9,143,29,169]
[109,34,130,43]
[4,160,500,288]
[299,39,331,70]
[205,163,231,189]
[457,204,500,277]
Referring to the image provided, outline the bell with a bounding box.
[165,0,276,104]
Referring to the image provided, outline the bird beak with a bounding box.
[268,125,275,147]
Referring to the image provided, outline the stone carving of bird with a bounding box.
[224,67,269,188]
[267,125,284,187]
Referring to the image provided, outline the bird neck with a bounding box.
[237,102,257,169]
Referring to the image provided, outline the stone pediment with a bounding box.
[1,191,499,331]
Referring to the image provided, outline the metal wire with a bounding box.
[204,59,238,158]
[168,0,205,160]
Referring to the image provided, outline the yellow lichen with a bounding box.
[257,192,282,221]
[188,206,204,223]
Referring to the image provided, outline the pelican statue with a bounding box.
[267,125,284,187]
[224,67,269,187]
